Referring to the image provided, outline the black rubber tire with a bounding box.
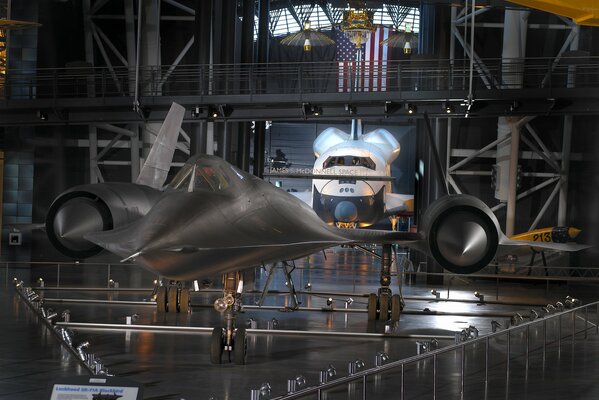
[167,286,178,313]
[379,293,390,322]
[179,288,190,313]
[391,294,401,322]
[156,287,167,313]
[210,328,223,364]
[367,293,378,321]
[233,327,248,365]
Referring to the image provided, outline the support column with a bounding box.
[506,120,520,237]
[253,0,270,177]
[558,25,579,226]
[130,124,140,181]
[141,0,162,161]
[495,9,529,203]
[191,0,212,156]
[89,126,98,184]
[218,0,236,162]
[237,0,255,171]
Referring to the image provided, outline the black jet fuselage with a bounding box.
[84,155,351,280]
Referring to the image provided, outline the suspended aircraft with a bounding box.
[44,103,588,364]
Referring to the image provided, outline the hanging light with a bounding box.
[403,41,412,54]
[280,19,334,52]
[303,38,312,52]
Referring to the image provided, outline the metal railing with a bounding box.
[1,57,598,100]
[3,258,599,294]
[267,300,599,400]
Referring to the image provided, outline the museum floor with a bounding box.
[2,247,599,399]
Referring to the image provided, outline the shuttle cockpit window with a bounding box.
[323,156,376,170]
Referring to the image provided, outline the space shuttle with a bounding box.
[295,119,413,228]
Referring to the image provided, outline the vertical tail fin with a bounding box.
[136,103,186,189]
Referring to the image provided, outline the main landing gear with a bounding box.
[367,244,403,322]
[210,271,247,365]
[154,281,191,313]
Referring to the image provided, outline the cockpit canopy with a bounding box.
[168,155,246,192]
[323,156,376,170]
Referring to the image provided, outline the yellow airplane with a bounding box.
[507,227,584,272]
[510,226,581,244]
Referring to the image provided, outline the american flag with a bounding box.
[336,26,390,92]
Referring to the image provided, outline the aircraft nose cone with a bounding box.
[436,219,488,267]
[334,201,358,222]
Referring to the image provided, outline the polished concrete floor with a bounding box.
[3,248,599,399]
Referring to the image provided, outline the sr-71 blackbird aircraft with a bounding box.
[45,103,588,364]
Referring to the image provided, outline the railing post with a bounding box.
[298,64,302,94]
[485,336,489,385]
[572,310,576,344]
[362,375,366,400]
[506,330,510,389]
[585,306,588,339]
[400,363,404,400]
[199,65,204,95]
[461,345,465,400]
[525,325,530,375]
[397,62,401,92]
[543,318,547,364]
[57,264,60,288]
[248,64,253,95]
[433,353,437,400]
[558,314,562,357]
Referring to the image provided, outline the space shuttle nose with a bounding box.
[334,201,358,222]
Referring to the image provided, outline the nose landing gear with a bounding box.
[210,271,248,365]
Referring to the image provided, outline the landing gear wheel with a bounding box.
[210,328,224,364]
[179,288,190,313]
[156,287,167,313]
[367,293,377,321]
[167,286,178,313]
[379,293,390,322]
[391,294,401,322]
[233,327,248,365]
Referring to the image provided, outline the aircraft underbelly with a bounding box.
[136,242,336,280]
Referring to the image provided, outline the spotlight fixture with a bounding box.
[37,110,48,121]
[208,106,219,119]
[405,103,417,114]
[509,100,520,112]
[384,101,401,116]
[491,320,502,332]
[344,104,357,115]
[375,351,390,367]
[443,102,454,114]
[302,103,322,117]
[474,291,484,302]
[430,289,440,299]
[191,105,202,118]
[326,297,333,306]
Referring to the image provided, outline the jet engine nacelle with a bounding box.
[45,183,162,259]
[421,194,500,274]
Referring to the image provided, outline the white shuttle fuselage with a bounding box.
[309,124,413,228]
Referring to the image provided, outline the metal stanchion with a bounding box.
[433,353,437,400]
